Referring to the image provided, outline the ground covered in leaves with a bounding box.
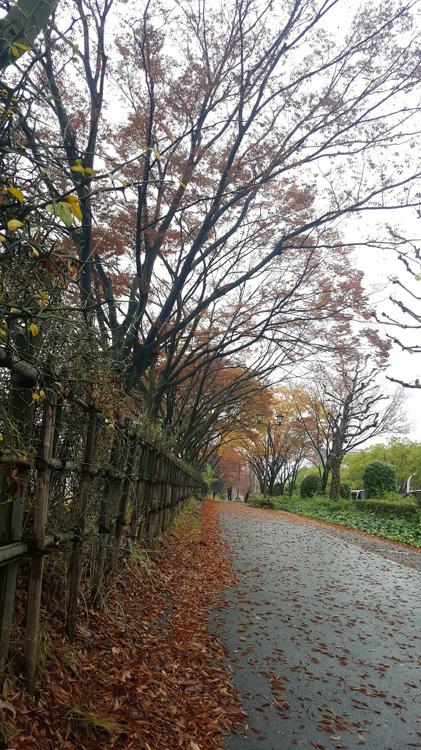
[3,500,243,749]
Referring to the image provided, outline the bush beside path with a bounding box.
[248,494,421,549]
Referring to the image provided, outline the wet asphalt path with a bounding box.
[211,502,421,750]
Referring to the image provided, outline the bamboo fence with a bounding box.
[0,350,206,682]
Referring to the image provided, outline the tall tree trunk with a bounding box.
[329,456,342,500]
[320,465,330,494]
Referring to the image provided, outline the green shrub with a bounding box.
[272,482,284,496]
[300,475,320,498]
[255,493,421,547]
[260,496,276,509]
[339,483,351,500]
[355,498,418,521]
[247,493,276,509]
[382,491,408,502]
[363,461,396,498]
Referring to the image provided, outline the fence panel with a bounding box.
[0,364,206,679]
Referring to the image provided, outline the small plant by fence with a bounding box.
[0,351,206,682]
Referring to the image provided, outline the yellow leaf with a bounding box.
[0,327,7,338]
[11,42,30,58]
[31,247,40,257]
[179,181,188,189]
[10,307,20,313]
[66,195,82,221]
[70,159,85,173]
[28,322,39,336]
[7,186,24,204]
[0,433,3,442]
[32,388,46,402]
[0,234,5,243]
[84,166,94,176]
[7,219,24,231]
[38,291,49,305]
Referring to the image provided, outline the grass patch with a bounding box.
[252,495,421,548]
[171,497,202,542]
[66,706,120,742]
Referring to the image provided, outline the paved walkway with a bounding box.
[211,502,421,750]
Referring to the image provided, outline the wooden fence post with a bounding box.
[91,426,119,604]
[66,409,97,641]
[172,467,181,521]
[159,457,171,534]
[129,443,145,540]
[23,390,57,682]
[148,451,163,543]
[139,447,156,546]
[110,425,138,570]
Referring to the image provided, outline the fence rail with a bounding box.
[0,357,206,681]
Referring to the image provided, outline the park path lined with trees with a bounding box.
[213,501,420,750]
[2,0,421,745]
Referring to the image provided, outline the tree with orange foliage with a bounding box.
[234,389,309,496]
[7,0,421,400]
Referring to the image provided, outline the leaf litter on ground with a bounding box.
[5,500,244,749]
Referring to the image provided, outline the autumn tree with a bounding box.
[240,389,308,496]
[3,0,421,403]
[294,356,407,499]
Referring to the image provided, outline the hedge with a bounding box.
[363,461,396,498]
[355,498,419,521]
[340,483,351,500]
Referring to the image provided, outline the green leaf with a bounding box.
[46,202,73,228]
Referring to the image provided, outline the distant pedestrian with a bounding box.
[227,486,232,501]
[212,489,216,499]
